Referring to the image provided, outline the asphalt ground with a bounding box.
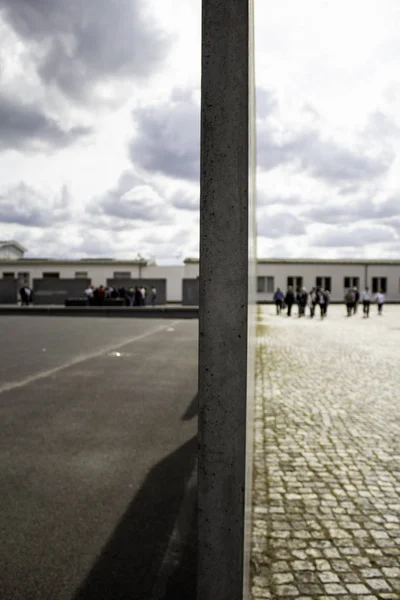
[0,317,198,600]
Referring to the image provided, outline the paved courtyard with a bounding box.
[251,305,400,600]
[0,317,198,600]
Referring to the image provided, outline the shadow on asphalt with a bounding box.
[72,395,198,600]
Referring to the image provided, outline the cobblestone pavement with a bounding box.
[251,305,400,600]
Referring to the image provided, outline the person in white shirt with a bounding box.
[361,286,371,318]
[374,290,385,315]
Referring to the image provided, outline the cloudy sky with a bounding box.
[0,0,399,263]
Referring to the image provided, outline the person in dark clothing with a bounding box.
[345,289,355,317]
[19,286,28,306]
[284,286,295,317]
[298,287,308,317]
[353,287,360,314]
[317,288,326,319]
[96,285,105,306]
[309,288,317,318]
[134,287,142,307]
[273,288,284,315]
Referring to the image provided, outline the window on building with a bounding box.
[2,272,15,279]
[344,276,359,289]
[287,276,303,290]
[42,272,60,278]
[266,276,274,293]
[316,276,332,290]
[113,271,131,279]
[75,272,88,279]
[372,277,387,294]
[257,276,275,294]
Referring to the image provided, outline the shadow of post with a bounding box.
[72,430,198,600]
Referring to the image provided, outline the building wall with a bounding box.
[257,263,400,302]
[1,259,399,303]
[142,266,184,302]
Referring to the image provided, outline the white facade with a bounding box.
[0,250,399,302]
[256,260,400,302]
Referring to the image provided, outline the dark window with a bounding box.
[2,272,15,279]
[344,276,359,289]
[316,276,331,290]
[42,272,60,278]
[287,276,303,289]
[257,277,265,293]
[372,277,387,293]
[75,271,88,279]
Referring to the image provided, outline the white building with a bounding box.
[0,242,399,302]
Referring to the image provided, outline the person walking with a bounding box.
[353,287,360,314]
[317,287,326,319]
[273,288,284,315]
[375,289,385,315]
[284,286,295,317]
[309,287,317,318]
[361,286,371,318]
[298,287,308,317]
[345,288,355,317]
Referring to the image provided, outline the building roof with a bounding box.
[0,258,149,266]
[186,257,400,266]
[257,258,400,265]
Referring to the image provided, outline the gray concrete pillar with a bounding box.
[198,1,256,599]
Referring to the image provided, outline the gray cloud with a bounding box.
[258,126,392,184]
[301,197,400,225]
[257,212,307,238]
[169,190,199,211]
[312,225,396,248]
[0,182,71,226]
[0,94,91,151]
[0,0,171,101]
[130,91,199,181]
[88,172,173,223]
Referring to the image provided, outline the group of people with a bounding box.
[84,284,157,307]
[273,285,385,319]
[344,286,385,317]
[273,286,330,319]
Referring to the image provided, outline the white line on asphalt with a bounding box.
[0,320,182,396]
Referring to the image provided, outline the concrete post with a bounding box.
[198,1,256,599]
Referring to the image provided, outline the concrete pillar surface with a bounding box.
[198,1,256,599]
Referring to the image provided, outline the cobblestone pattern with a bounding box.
[251,306,400,600]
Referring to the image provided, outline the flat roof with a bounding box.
[185,258,400,266]
[0,258,149,266]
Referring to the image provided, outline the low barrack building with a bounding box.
[0,243,399,303]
